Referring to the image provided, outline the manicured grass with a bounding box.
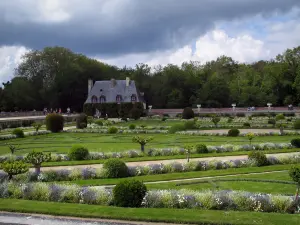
[63,164,296,186]
[0,132,298,155]
[0,199,299,225]
[146,170,296,195]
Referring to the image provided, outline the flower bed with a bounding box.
[177,130,300,136]
[0,130,51,140]
[0,182,298,213]
[64,128,168,134]
[3,154,299,182]
[0,142,294,163]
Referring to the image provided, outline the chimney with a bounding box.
[126,77,130,87]
[88,79,93,93]
[111,78,116,88]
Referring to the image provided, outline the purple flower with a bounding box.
[81,167,96,179]
[80,187,97,204]
[49,184,65,201]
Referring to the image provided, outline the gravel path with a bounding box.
[0,212,186,225]
[39,152,299,172]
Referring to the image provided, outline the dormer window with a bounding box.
[100,95,106,103]
[91,95,98,103]
[131,94,137,102]
[116,95,122,103]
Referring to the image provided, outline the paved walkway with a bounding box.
[39,152,299,172]
[0,212,186,225]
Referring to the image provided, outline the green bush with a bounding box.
[275,114,285,121]
[161,117,167,121]
[248,151,268,167]
[45,114,64,133]
[24,151,51,174]
[236,113,245,117]
[12,128,24,138]
[169,124,185,134]
[268,119,276,126]
[103,158,129,178]
[108,126,118,134]
[184,121,196,130]
[76,113,87,129]
[294,120,300,129]
[227,118,233,123]
[32,122,42,132]
[0,161,29,180]
[211,116,221,127]
[195,144,208,153]
[130,108,142,120]
[291,139,300,148]
[68,145,89,161]
[228,128,240,137]
[129,124,136,130]
[113,180,147,207]
[243,122,251,127]
[289,166,300,184]
[95,120,103,126]
[182,107,194,119]
[248,116,252,120]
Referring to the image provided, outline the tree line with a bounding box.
[0,46,300,112]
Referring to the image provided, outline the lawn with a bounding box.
[0,132,298,155]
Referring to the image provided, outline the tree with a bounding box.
[32,122,42,133]
[275,114,285,135]
[289,166,300,201]
[211,116,221,127]
[0,161,29,180]
[132,136,153,152]
[246,132,255,145]
[184,145,193,162]
[6,144,17,155]
[24,151,51,174]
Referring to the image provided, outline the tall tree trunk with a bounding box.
[280,126,284,135]
[141,144,145,152]
[35,165,41,175]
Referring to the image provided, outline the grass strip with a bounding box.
[63,164,295,186]
[0,199,299,225]
[43,149,300,167]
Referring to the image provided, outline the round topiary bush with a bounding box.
[95,120,103,126]
[169,124,185,134]
[103,158,129,178]
[182,107,194,119]
[291,138,300,148]
[243,122,251,128]
[195,144,208,154]
[248,151,268,167]
[113,180,147,207]
[76,113,87,129]
[227,128,240,137]
[12,128,24,138]
[108,126,118,134]
[294,120,300,129]
[129,124,136,130]
[46,113,64,133]
[130,108,142,120]
[68,145,89,160]
[184,121,196,130]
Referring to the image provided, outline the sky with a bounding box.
[1,0,300,84]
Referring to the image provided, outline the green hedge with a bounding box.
[83,102,144,118]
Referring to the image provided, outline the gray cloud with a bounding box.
[0,0,300,57]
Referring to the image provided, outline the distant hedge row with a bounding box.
[83,102,144,118]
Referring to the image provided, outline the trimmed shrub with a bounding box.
[227,118,233,123]
[95,120,103,126]
[182,107,194,119]
[45,114,64,133]
[130,108,142,120]
[108,126,118,134]
[195,144,208,153]
[12,128,24,138]
[268,119,276,126]
[294,120,300,129]
[276,114,285,121]
[228,128,240,137]
[129,124,136,130]
[289,166,300,184]
[248,151,268,167]
[32,123,42,132]
[103,158,129,178]
[0,161,29,180]
[76,113,88,129]
[24,151,51,174]
[169,124,185,134]
[211,116,221,127]
[236,113,245,117]
[291,139,300,148]
[113,180,147,207]
[68,146,89,161]
[243,122,251,128]
[184,121,196,130]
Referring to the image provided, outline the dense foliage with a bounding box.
[102,158,129,178]
[45,114,64,133]
[24,151,51,174]
[76,113,88,129]
[113,180,147,207]
[12,128,24,138]
[291,139,300,148]
[248,151,268,167]
[0,161,29,180]
[2,46,300,111]
[68,145,89,160]
[195,144,208,153]
[182,107,194,119]
[227,128,240,137]
[289,166,300,185]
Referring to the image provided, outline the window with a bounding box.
[116,95,122,103]
[100,95,106,103]
[131,94,137,102]
[91,95,98,103]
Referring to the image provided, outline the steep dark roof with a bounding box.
[85,79,143,103]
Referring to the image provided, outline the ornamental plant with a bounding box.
[294,120,300,129]
[276,113,285,135]
[132,136,153,152]
[46,113,64,133]
[184,145,193,162]
[228,128,240,137]
[0,161,29,180]
[289,166,300,200]
[211,116,221,127]
[248,151,268,167]
[24,151,51,175]
[6,144,17,155]
[246,132,255,145]
[68,145,89,160]
[32,122,42,133]
[12,128,24,138]
[182,107,194,119]
[291,138,300,148]
[103,158,129,178]
[76,113,88,129]
[195,144,208,153]
[113,180,147,207]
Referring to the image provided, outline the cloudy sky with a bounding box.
[1,0,300,84]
